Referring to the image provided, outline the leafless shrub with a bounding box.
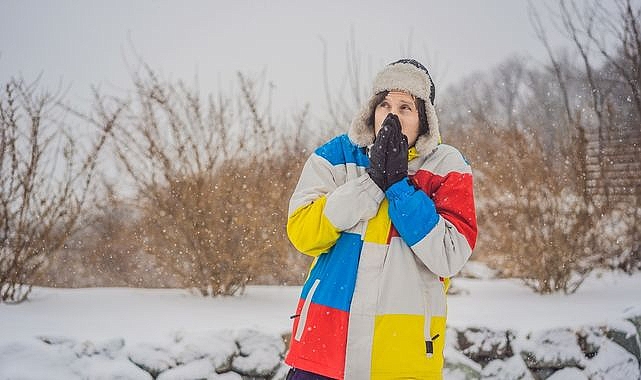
[442,53,604,294]
[529,0,641,275]
[78,65,317,295]
[37,189,162,288]
[0,78,117,303]
[427,0,641,293]
[133,153,308,294]
[455,125,597,294]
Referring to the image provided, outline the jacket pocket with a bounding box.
[294,278,320,341]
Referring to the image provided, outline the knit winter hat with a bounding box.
[348,59,440,156]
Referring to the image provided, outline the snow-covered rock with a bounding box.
[546,367,588,380]
[519,328,584,371]
[443,344,482,379]
[128,344,177,377]
[623,305,641,360]
[171,329,238,371]
[576,327,601,359]
[481,356,534,380]
[442,367,480,380]
[156,357,217,380]
[624,305,641,333]
[231,329,286,377]
[0,339,152,380]
[38,335,78,348]
[454,327,515,366]
[0,330,287,380]
[70,353,152,380]
[0,340,79,380]
[583,337,640,380]
[579,321,641,364]
[39,335,126,359]
[3,274,641,378]
[270,363,291,380]
[210,372,243,380]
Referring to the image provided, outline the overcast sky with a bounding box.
[1,1,576,117]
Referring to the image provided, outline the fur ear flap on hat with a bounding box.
[348,59,440,156]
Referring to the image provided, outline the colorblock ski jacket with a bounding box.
[284,134,477,380]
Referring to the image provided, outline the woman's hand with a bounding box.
[384,116,409,189]
[366,115,393,191]
[367,113,408,192]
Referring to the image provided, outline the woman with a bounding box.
[284,59,477,380]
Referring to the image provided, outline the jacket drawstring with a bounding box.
[423,293,434,357]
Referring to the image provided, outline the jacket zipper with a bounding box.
[294,278,320,341]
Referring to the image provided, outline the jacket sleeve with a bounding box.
[386,151,477,277]
[287,153,384,257]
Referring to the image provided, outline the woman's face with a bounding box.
[373,91,421,147]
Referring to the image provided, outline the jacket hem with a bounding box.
[370,370,443,380]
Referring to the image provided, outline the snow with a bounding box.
[0,286,301,344]
[458,260,497,280]
[482,356,534,380]
[583,337,641,379]
[231,329,285,376]
[448,271,641,332]
[547,367,588,380]
[127,344,176,375]
[0,340,152,380]
[2,272,639,344]
[156,358,218,380]
[442,345,482,379]
[519,328,584,368]
[623,305,641,321]
[457,327,513,362]
[170,330,238,369]
[1,270,640,379]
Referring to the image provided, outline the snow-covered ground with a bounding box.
[2,271,639,343]
[0,286,301,345]
[1,269,640,379]
[449,271,641,332]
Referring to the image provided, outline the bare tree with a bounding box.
[439,54,530,136]
[440,41,641,293]
[319,34,370,133]
[530,0,641,271]
[0,78,117,303]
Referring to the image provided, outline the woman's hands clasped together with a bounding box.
[366,113,409,192]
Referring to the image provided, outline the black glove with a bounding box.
[367,113,407,191]
[385,117,409,188]
[366,126,388,191]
